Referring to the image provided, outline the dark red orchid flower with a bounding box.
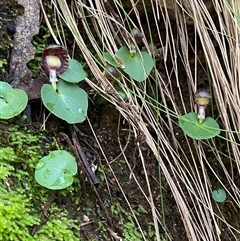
[194,89,211,124]
[42,44,69,83]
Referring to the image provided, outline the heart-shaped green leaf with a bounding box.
[35,150,77,190]
[212,189,226,203]
[115,46,154,82]
[58,59,86,83]
[0,81,12,96]
[103,52,120,67]
[0,81,28,119]
[41,80,88,124]
[179,112,220,139]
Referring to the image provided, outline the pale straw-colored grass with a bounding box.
[41,0,240,240]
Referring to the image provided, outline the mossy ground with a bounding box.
[0,120,81,241]
[0,116,161,240]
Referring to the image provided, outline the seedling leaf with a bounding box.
[212,189,226,203]
[115,46,154,82]
[35,150,77,190]
[0,81,12,96]
[179,112,220,139]
[58,59,86,83]
[0,81,28,119]
[103,52,120,67]
[41,81,88,124]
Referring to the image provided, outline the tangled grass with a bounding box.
[40,0,240,240]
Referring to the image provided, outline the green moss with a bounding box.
[0,189,39,241]
[0,124,80,240]
[34,211,80,241]
[0,162,14,179]
[0,187,80,241]
[0,126,43,167]
[109,201,158,240]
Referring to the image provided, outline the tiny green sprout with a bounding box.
[114,85,127,100]
[212,189,226,203]
[194,89,211,124]
[42,44,69,90]
[117,89,127,100]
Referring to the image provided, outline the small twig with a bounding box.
[92,185,116,232]
[70,125,100,186]
[58,132,86,197]
[69,126,117,233]
[40,192,56,217]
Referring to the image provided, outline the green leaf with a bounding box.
[114,85,127,100]
[212,189,226,203]
[35,150,77,190]
[115,46,154,82]
[0,81,12,97]
[103,52,120,67]
[58,59,86,83]
[0,81,28,119]
[179,112,220,140]
[41,81,88,124]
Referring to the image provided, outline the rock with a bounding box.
[9,0,40,92]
